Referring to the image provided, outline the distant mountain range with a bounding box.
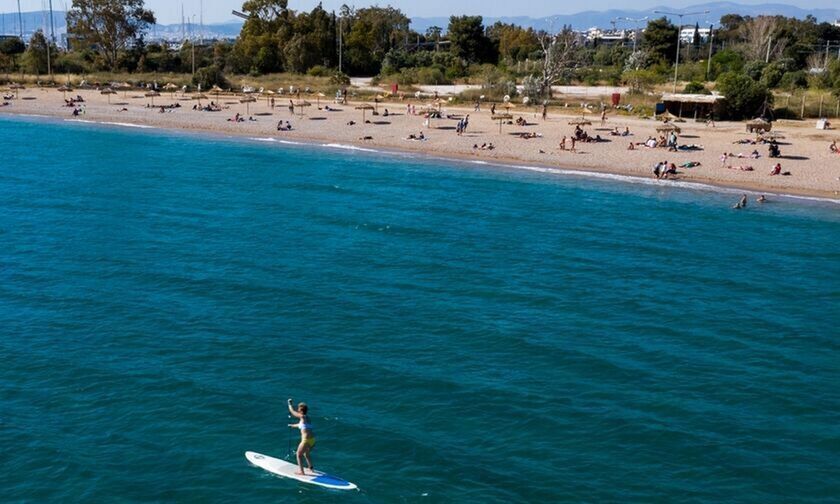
[3,2,839,42]
[410,2,840,33]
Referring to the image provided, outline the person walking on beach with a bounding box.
[287,399,316,476]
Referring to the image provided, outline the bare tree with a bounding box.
[536,25,579,98]
[739,16,786,62]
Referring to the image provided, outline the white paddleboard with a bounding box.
[245,451,358,491]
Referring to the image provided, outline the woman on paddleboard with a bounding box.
[287,398,315,475]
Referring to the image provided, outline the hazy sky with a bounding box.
[10,0,837,25]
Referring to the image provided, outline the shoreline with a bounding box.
[6,111,840,206]
[2,88,839,203]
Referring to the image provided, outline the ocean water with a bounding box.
[1,116,838,503]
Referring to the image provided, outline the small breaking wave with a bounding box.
[321,143,379,153]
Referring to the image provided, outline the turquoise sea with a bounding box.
[1,116,838,502]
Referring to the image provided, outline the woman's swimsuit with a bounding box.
[298,420,315,448]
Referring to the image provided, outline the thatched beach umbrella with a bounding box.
[355,104,375,122]
[656,123,681,134]
[100,88,116,104]
[240,95,257,115]
[118,82,132,97]
[491,113,514,134]
[145,90,160,106]
[316,92,325,108]
[746,117,771,133]
[294,100,311,118]
[57,84,73,100]
[261,89,275,107]
[163,82,179,96]
[210,85,224,100]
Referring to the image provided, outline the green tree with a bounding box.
[193,64,228,89]
[642,17,678,64]
[447,16,495,64]
[23,30,51,74]
[67,0,156,70]
[343,6,410,75]
[717,71,772,119]
[0,37,26,71]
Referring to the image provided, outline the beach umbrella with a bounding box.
[261,89,275,107]
[163,83,179,96]
[100,88,116,104]
[145,90,160,106]
[210,85,224,100]
[491,113,513,134]
[355,104,375,122]
[57,84,73,100]
[655,123,681,134]
[316,92,325,108]
[118,82,132,97]
[746,117,771,133]
[294,100,311,118]
[240,95,257,115]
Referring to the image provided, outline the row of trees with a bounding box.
[3,0,840,119]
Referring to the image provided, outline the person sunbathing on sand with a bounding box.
[770,163,782,175]
[830,140,838,153]
[627,142,635,150]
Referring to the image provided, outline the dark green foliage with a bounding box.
[67,0,156,70]
[447,16,497,64]
[760,63,784,89]
[642,17,678,64]
[717,71,773,119]
[192,64,228,89]
[778,70,808,91]
[708,49,744,80]
[23,31,51,74]
[683,81,710,94]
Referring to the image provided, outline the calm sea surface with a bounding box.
[1,117,838,503]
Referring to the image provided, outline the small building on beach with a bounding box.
[660,93,726,120]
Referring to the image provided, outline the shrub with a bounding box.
[716,71,773,120]
[307,65,330,77]
[778,70,808,91]
[683,81,710,94]
[622,69,663,94]
[761,63,784,89]
[329,71,350,86]
[192,65,228,90]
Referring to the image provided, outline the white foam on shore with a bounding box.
[64,118,154,129]
[249,137,305,146]
[100,121,155,129]
[321,143,380,153]
[496,162,840,205]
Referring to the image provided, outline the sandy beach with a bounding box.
[2,86,839,200]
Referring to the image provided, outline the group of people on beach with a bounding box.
[193,101,222,112]
[652,161,678,179]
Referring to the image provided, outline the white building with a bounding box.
[680,27,711,43]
